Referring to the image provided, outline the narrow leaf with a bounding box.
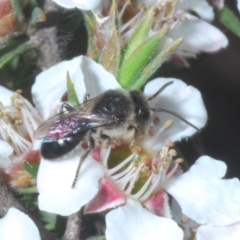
[108,0,119,38]
[10,0,26,31]
[23,162,39,178]
[99,29,120,76]
[118,26,168,89]
[121,9,154,65]
[218,7,240,38]
[83,11,99,60]
[14,187,38,194]
[67,71,79,106]
[130,38,182,90]
[87,236,106,240]
[0,39,40,68]
[30,7,46,26]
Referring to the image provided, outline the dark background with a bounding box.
[169,0,240,178]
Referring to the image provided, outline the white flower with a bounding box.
[237,0,240,13]
[35,56,122,215]
[52,0,101,10]
[0,208,41,240]
[170,169,240,240]
[166,156,240,226]
[35,56,214,240]
[196,221,240,240]
[0,86,42,187]
[94,0,228,66]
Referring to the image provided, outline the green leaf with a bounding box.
[23,162,39,178]
[117,26,168,89]
[108,0,120,37]
[0,39,40,68]
[99,28,120,76]
[14,187,38,194]
[83,11,99,60]
[218,7,240,38]
[130,38,182,89]
[120,9,154,65]
[67,71,79,106]
[10,0,26,31]
[86,236,106,240]
[30,7,46,26]
[40,211,57,231]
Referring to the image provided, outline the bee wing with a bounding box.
[34,110,116,140]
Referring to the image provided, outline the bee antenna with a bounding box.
[148,81,174,101]
[151,108,201,132]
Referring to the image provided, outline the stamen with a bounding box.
[111,161,135,181]
[165,162,178,179]
[139,169,162,202]
[146,123,167,147]
[116,169,135,191]
[125,162,145,195]
[102,146,112,168]
[108,152,136,175]
[120,10,143,33]
[132,173,154,199]
[118,1,130,19]
[0,120,31,154]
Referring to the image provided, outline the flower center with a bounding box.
[0,90,41,156]
[101,138,181,202]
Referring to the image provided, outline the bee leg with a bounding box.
[60,102,74,112]
[100,132,112,148]
[128,126,144,153]
[71,136,95,188]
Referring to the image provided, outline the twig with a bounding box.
[61,209,83,240]
[0,176,58,240]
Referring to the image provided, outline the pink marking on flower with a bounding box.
[84,177,126,213]
[92,146,101,162]
[143,190,168,217]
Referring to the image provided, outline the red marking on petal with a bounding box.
[85,177,126,213]
[143,190,168,217]
[92,146,101,162]
[25,150,41,164]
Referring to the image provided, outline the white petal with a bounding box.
[169,14,228,53]
[176,0,214,21]
[0,140,13,168]
[75,56,121,100]
[0,208,40,240]
[32,56,83,119]
[144,78,207,150]
[165,156,240,225]
[171,198,199,240]
[238,0,240,13]
[37,150,104,216]
[52,0,101,10]
[196,222,240,240]
[0,86,13,106]
[32,56,120,119]
[106,199,183,240]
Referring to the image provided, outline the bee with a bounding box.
[34,81,199,187]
